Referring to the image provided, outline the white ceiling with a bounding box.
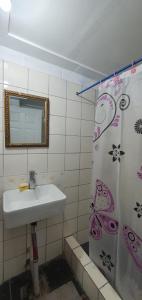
[1,0,142,79]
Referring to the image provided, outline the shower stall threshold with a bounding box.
[64,236,122,300]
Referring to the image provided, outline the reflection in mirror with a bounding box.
[5,90,49,147]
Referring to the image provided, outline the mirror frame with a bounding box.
[4,90,49,148]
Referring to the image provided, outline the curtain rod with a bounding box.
[76,55,142,96]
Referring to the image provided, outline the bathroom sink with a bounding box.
[3,184,66,228]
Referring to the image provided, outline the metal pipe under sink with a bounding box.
[31,222,40,297]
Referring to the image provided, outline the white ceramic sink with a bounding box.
[3,184,66,228]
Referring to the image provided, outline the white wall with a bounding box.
[0,58,95,283]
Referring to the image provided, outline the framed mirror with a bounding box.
[4,90,49,147]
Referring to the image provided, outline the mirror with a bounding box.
[4,90,49,147]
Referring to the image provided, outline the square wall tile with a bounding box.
[66,118,80,136]
[73,246,90,266]
[77,229,89,244]
[28,69,48,94]
[48,135,65,153]
[37,228,46,247]
[50,96,66,116]
[48,154,64,172]
[82,88,95,102]
[4,154,27,176]
[3,175,28,191]
[64,186,78,204]
[0,155,3,176]
[79,184,91,200]
[38,245,46,266]
[99,283,122,300]
[47,171,64,187]
[50,116,65,135]
[82,103,94,121]
[80,153,92,169]
[28,148,47,154]
[63,170,79,187]
[72,252,84,287]
[47,215,63,227]
[4,143,27,155]
[80,169,92,184]
[83,269,98,300]
[63,218,77,237]
[46,240,62,262]
[4,235,26,260]
[0,61,3,83]
[67,81,81,101]
[65,154,79,170]
[66,136,80,153]
[78,214,89,231]
[85,262,107,289]
[4,225,26,241]
[0,107,3,131]
[0,132,3,154]
[4,254,26,281]
[4,61,28,88]
[67,100,81,119]
[49,75,66,98]
[28,153,47,173]
[64,202,78,221]
[81,137,92,153]
[46,223,63,244]
[64,240,72,267]
[65,236,80,250]
[78,199,89,216]
[0,84,4,108]
[81,120,94,137]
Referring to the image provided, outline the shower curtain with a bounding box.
[89,64,142,300]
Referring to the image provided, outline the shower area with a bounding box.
[78,62,142,300]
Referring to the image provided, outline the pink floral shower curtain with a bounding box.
[89,65,142,300]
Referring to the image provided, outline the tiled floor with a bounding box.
[39,281,82,300]
[0,256,88,300]
[81,242,89,256]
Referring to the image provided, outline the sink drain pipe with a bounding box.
[31,222,40,297]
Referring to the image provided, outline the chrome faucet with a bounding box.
[29,170,37,189]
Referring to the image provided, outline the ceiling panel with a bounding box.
[1,0,142,79]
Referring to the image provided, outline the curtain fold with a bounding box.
[90,65,142,300]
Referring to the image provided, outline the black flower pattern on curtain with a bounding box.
[108,144,125,162]
[134,202,142,218]
[134,119,142,134]
[100,250,114,272]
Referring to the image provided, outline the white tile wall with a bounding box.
[66,136,80,153]
[50,96,66,116]
[4,61,28,88]
[67,100,81,119]
[49,75,66,98]
[4,154,27,176]
[67,82,82,102]
[0,60,94,283]
[66,118,80,136]
[50,116,65,135]
[28,69,49,94]
[28,154,47,173]
[65,154,80,170]
[48,154,64,172]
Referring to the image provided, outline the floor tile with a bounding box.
[10,271,32,300]
[41,258,73,291]
[81,242,89,255]
[0,281,11,300]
